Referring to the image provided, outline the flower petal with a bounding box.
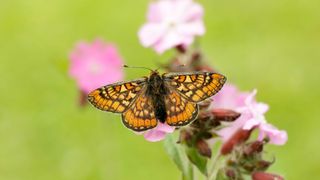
[156,122,175,133]
[245,89,257,106]
[260,123,288,145]
[255,102,269,114]
[138,23,167,47]
[175,21,205,36]
[243,118,261,130]
[143,130,167,142]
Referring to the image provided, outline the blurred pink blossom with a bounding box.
[214,85,288,145]
[143,123,175,142]
[69,39,124,93]
[138,0,205,54]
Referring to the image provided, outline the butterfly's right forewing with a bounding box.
[88,78,146,113]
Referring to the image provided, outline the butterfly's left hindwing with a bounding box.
[87,79,146,113]
[163,72,226,103]
[164,88,198,126]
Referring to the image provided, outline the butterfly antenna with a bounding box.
[123,65,153,72]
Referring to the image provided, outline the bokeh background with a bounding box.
[1,0,319,179]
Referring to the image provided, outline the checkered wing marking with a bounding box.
[122,92,158,131]
[165,88,199,126]
[87,79,146,113]
[163,72,226,103]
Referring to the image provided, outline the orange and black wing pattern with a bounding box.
[163,72,226,103]
[164,88,198,126]
[87,79,146,113]
[122,92,158,131]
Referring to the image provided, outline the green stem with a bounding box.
[207,152,222,180]
[182,164,194,180]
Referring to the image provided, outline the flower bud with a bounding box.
[221,129,252,155]
[244,141,264,156]
[225,168,237,179]
[212,108,240,122]
[252,172,284,180]
[195,139,212,158]
[256,160,273,171]
[176,44,187,53]
[178,129,193,146]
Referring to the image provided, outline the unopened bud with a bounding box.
[195,139,212,158]
[252,172,284,180]
[221,129,252,155]
[244,141,264,156]
[176,44,187,53]
[256,160,273,171]
[178,129,193,146]
[212,109,241,122]
[225,168,237,179]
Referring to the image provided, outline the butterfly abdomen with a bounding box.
[147,72,169,123]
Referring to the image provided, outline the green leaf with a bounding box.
[185,147,208,176]
[164,134,194,180]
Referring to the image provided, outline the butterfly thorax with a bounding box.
[145,71,168,123]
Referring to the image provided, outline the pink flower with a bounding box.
[241,90,288,145]
[143,123,175,142]
[214,85,288,145]
[69,39,124,93]
[212,84,251,141]
[212,83,249,110]
[138,0,205,54]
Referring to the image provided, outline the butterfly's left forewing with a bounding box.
[163,72,226,103]
[88,79,146,113]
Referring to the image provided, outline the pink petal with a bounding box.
[216,115,249,142]
[69,39,124,93]
[260,123,288,145]
[138,23,167,47]
[245,89,257,106]
[156,122,175,133]
[153,30,194,54]
[176,21,205,36]
[144,130,167,142]
[243,118,261,130]
[142,123,175,142]
[255,103,269,114]
[138,0,205,53]
[181,2,204,22]
[212,83,250,110]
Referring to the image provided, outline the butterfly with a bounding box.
[87,71,226,132]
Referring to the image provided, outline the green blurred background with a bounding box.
[1,0,319,179]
